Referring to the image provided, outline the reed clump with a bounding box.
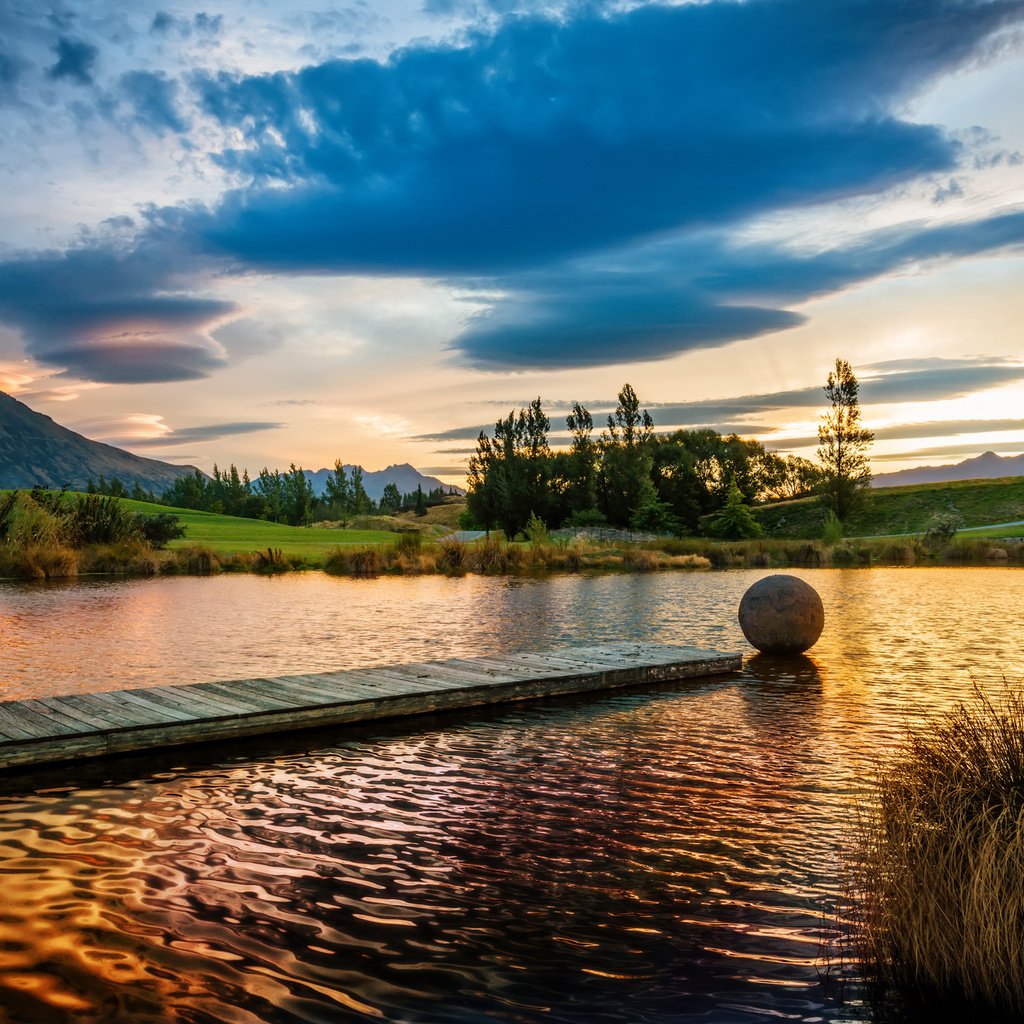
[851,687,1024,1016]
[172,544,222,575]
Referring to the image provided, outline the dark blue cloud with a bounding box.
[47,37,98,85]
[454,208,1024,368]
[3,0,1024,382]
[454,271,805,368]
[0,246,234,383]
[191,0,1022,274]
[120,70,187,134]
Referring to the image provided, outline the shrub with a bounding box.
[821,510,843,544]
[851,687,1024,1017]
[703,482,763,539]
[524,512,550,546]
[923,509,964,548]
[136,512,185,548]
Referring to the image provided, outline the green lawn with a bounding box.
[755,476,1024,539]
[118,498,402,558]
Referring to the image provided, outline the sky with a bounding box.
[0,0,1022,485]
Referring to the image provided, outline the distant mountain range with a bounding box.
[0,390,199,493]
[872,450,1024,488]
[303,465,464,502]
[0,388,463,501]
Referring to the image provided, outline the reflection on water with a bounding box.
[0,568,1021,1022]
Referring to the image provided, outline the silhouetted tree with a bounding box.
[816,359,874,522]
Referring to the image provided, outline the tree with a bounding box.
[704,480,763,539]
[413,484,427,517]
[466,398,552,538]
[564,401,599,514]
[281,464,314,525]
[600,383,655,527]
[816,359,874,522]
[323,460,353,519]
[379,483,402,514]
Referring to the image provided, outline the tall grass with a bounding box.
[851,687,1024,1016]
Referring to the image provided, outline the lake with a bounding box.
[0,568,1019,1022]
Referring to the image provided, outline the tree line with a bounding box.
[87,462,456,526]
[466,361,874,539]
[465,384,823,538]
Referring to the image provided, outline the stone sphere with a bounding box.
[738,575,824,654]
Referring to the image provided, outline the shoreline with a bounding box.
[1,531,1022,582]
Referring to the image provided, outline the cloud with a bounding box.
[126,420,283,447]
[191,0,1022,275]
[417,358,1024,443]
[454,271,805,368]
[72,413,284,448]
[119,70,187,134]
[3,0,1024,381]
[453,209,1024,368]
[0,245,234,383]
[48,37,98,85]
[872,442,1024,461]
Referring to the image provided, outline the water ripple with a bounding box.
[0,568,1020,1021]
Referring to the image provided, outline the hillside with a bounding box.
[755,476,1024,538]
[872,450,1024,487]
[118,498,400,558]
[0,390,200,493]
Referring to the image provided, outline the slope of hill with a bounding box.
[303,463,464,501]
[0,390,201,493]
[756,476,1024,538]
[872,451,1024,487]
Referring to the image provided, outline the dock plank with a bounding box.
[0,644,741,770]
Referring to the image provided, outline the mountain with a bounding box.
[872,451,1024,488]
[0,390,201,493]
[304,463,464,502]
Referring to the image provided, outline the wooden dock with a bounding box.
[0,643,741,770]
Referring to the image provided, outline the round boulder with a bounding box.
[738,575,824,654]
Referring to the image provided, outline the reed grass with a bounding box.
[851,687,1024,1016]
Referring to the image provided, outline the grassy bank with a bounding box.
[3,491,1022,580]
[851,689,1024,1018]
[756,476,1024,538]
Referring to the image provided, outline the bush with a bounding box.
[923,509,964,548]
[524,512,550,546]
[851,687,1024,1016]
[136,512,185,548]
[821,510,843,544]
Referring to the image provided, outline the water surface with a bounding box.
[0,568,1019,1023]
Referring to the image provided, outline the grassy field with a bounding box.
[118,498,401,559]
[755,476,1024,539]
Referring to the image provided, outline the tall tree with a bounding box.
[379,482,402,514]
[600,384,655,527]
[466,398,552,538]
[282,464,314,525]
[816,359,874,522]
[323,460,353,520]
[563,401,599,515]
[349,466,374,516]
